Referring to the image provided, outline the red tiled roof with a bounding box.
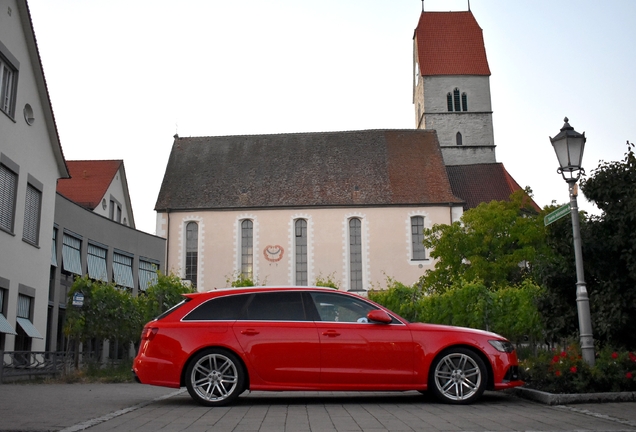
[446,163,539,211]
[56,160,122,210]
[414,11,491,76]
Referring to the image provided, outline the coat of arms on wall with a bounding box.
[264,245,284,262]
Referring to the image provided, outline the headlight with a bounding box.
[488,339,514,353]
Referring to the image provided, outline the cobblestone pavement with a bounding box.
[1,383,635,432]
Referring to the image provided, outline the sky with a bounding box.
[27,0,636,235]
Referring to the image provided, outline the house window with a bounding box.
[349,218,363,291]
[462,92,468,111]
[62,232,83,275]
[15,294,43,350]
[139,259,159,291]
[22,183,42,246]
[295,219,307,286]
[185,222,198,287]
[113,251,134,289]
[0,162,18,233]
[241,220,253,279]
[411,216,426,260]
[447,93,453,112]
[0,53,18,118]
[0,287,17,349]
[87,243,108,282]
[456,131,463,146]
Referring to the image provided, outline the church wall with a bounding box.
[157,205,462,293]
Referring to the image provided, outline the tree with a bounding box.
[420,189,547,293]
[579,141,636,347]
[141,272,195,323]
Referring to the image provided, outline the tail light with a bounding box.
[141,327,158,341]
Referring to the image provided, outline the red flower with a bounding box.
[570,366,577,374]
[629,352,636,362]
[627,372,633,379]
[552,355,560,363]
[555,370,562,377]
[560,351,567,358]
[611,352,619,359]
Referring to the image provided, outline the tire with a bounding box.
[429,347,487,404]
[185,349,245,407]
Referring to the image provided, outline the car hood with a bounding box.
[407,322,506,340]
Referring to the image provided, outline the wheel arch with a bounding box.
[180,346,250,391]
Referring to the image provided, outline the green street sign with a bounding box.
[544,204,571,226]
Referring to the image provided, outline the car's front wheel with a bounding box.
[429,347,487,404]
[185,349,245,406]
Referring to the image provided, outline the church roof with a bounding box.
[414,11,491,76]
[57,160,123,210]
[155,130,464,211]
[446,163,539,211]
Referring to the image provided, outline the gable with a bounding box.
[57,160,122,210]
[156,129,463,211]
[414,11,491,76]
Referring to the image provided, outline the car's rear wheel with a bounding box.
[429,347,487,404]
[185,349,245,406]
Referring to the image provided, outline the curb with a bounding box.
[512,387,636,405]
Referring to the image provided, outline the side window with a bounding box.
[0,48,19,118]
[0,160,18,233]
[246,292,306,321]
[310,292,376,323]
[184,294,248,321]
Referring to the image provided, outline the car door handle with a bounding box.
[241,329,260,336]
[322,330,341,337]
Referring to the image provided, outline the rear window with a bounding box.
[183,294,248,321]
[156,298,191,320]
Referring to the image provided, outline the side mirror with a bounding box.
[367,309,392,324]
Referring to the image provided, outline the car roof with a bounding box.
[183,286,357,300]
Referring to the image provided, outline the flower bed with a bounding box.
[520,344,636,394]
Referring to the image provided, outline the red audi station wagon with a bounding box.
[133,287,523,406]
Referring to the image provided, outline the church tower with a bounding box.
[413,10,496,166]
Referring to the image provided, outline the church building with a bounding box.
[154,8,532,292]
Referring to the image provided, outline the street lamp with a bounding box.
[550,117,595,366]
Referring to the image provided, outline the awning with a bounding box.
[113,253,134,288]
[0,314,17,335]
[87,244,108,282]
[16,317,43,339]
[62,235,83,275]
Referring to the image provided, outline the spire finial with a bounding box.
[421,0,424,12]
[468,0,471,11]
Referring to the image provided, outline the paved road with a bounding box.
[1,383,635,432]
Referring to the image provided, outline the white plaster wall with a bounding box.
[161,205,462,293]
[0,0,65,351]
[93,167,133,226]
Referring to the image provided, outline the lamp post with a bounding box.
[549,117,595,366]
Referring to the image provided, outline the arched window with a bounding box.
[349,218,363,291]
[185,222,198,287]
[241,220,253,279]
[456,132,463,146]
[447,93,453,112]
[462,92,468,111]
[295,219,307,285]
[411,216,426,260]
[453,88,461,112]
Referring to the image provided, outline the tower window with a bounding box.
[241,219,253,280]
[456,132,463,146]
[411,216,426,260]
[462,92,468,111]
[447,93,453,112]
[453,88,461,112]
[349,218,363,291]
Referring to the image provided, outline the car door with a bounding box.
[310,291,415,386]
[232,291,321,386]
